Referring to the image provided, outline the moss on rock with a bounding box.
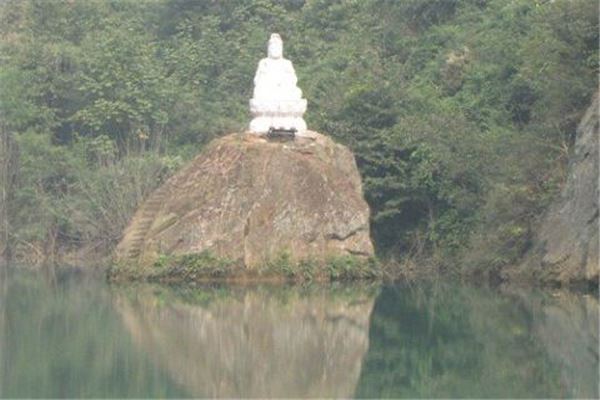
[108,251,381,284]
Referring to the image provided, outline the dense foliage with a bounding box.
[0,0,597,273]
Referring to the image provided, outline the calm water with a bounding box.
[0,268,598,398]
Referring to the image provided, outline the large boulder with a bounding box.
[512,92,599,285]
[114,132,374,279]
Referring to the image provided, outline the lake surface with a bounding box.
[0,268,598,398]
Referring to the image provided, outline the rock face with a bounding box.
[115,132,374,270]
[516,92,599,285]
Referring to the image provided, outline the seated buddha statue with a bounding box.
[249,34,308,136]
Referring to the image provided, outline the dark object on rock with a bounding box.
[267,127,296,141]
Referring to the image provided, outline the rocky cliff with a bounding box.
[512,92,599,285]
[113,132,374,280]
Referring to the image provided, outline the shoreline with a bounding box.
[3,257,596,293]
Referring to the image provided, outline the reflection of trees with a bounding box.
[0,267,6,397]
[2,271,596,399]
[356,284,599,398]
[115,285,377,398]
[0,270,185,398]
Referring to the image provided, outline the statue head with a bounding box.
[268,33,283,59]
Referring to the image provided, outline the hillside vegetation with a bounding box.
[0,0,597,276]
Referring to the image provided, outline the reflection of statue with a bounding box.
[249,33,308,135]
[116,285,376,398]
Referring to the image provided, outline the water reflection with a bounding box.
[0,269,597,398]
[114,285,377,398]
[0,269,186,398]
[356,284,599,398]
[504,287,599,398]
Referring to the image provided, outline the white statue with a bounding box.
[249,33,308,136]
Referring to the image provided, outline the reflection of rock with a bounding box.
[115,286,376,398]
[504,288,599,399]
[538,295,599,398]
[356,284,598,398]
[0,271,6,391]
